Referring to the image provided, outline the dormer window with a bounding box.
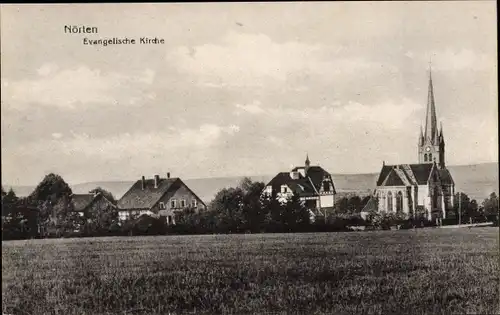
[159,202,166,210]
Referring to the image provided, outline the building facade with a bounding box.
[366,68,455,221]
[263,156,336,219]
[117,174,206,224]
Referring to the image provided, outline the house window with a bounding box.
[323,182,330,192]
[170,199,177,208]
[167,215,172,224]
[191,199,198,208]
[159,202,166,210]
[281,185,288,193]
[181,199,186,208]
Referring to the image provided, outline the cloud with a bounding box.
[13,123,240,160]
[167,31,393,88]
[2,65,156,110]
[415,49,495,71]
[251,98,422,130]
[235,101,265,115]
[324,98,423,129]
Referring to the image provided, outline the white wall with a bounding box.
[118,210,155,221]
[320,195,334,208]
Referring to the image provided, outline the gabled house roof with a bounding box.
[117,177,206,211]
[118,178,178,210]
[291,166,333,192]
[70,193,116,212]
[376,163,454,187]
[266,165,336,197]
[267,172,316,196]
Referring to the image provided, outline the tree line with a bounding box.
[2,173,499,240]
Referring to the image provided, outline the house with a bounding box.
[262,155,337,220]
[117,173,206,224]
[363,67,455,222]
[68,192,117,232]
[70,192,117,218]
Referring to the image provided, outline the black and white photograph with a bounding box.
[1,2,498,314]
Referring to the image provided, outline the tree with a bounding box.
[2,188,18,205]
[453,192,481,223]
[209,187,245,233]
[29,173,72,203]
[239,178,266,232]
[89,187,117,205]
[261,193,283,232]
[282,193,310,232]
[482,192,499,223]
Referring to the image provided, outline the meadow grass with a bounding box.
[2,228,499,315]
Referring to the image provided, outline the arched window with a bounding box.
[396,191,403,213]
[424,154,428,162]
[429,153,433,161]
[387,191,393,212]
[433,186,439,210]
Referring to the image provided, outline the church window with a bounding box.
[396,191,403,213]
[424,154,428,162]
[433,186,439,210]
[387,191,393,212]
[429,153,433,161]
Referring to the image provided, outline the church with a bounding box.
[364,68,455,221]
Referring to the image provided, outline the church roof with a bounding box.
[438,168,454,185]
[376,163,445,187]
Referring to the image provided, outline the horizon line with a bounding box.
[3,161,497,188]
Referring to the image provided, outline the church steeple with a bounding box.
[418,63,446,167]
[424,64,438,144]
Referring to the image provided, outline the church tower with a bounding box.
[418,66,446,169]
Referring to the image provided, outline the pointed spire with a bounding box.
[424,62,438,144]
[305,153,310,176]
[419,125,424,146]
[439,122,445,144]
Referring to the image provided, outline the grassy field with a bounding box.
[2,228,499,315]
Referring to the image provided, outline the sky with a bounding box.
[1,2,497,186]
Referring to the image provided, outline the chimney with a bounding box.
[154,175,160,188]
[141,176,145,190]
[167,172,171,179]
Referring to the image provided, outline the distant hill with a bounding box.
[5,162,498,204]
